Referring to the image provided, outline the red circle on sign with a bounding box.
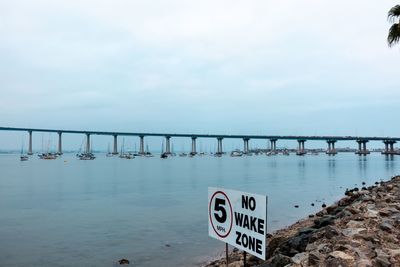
[209,190,233,238]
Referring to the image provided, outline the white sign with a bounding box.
[208,187,268,260]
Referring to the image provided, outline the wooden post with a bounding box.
[226,243,229,266]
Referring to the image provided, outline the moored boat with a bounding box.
[230,150,243,157]
[38,152,58,160]
[77,153,96,160]
[20,144,29,161]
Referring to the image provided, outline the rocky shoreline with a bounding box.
[204,175,400,267]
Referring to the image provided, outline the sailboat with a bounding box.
[38,135,58,159]
[230,150,243,157]
[133,143,141,156]
[160,140,168,158]
[20,143,29,161]
[77,137,95,160]
[179,143,187,157]
[144,144,153,157]
[119,138,134,159]
[106,143,113,157]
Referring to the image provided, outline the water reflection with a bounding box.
[296,158,306,183]
[384,155,395,176]
[268,158,277,168]
[328,158,336,178]
[358,155,367,180]
[189,158,198,189]
[242,157,250,181]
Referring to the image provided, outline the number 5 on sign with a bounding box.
[209,191,233,238]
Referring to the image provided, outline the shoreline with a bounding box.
[203,175,400,266]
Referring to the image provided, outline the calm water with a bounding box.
[0,153,399,267]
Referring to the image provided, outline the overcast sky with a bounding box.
[0,1,399,150]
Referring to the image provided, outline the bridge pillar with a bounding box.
[217,138,223,155]
[390,141,395,153]
[296,140,306,155]
[28,130,33,155]
[57,132,62,155]
[190,137,197,156]
[139,136,145,155]
[243,138,249,154]
[86,133,91,154]
[165,136,171,154]
[383,141,389,154]
[270,139,277,152]
[357,140,362,153]
[356,140,369,155]
[112,135,118,154]
[383,140,396,155]
[326,140,337,155]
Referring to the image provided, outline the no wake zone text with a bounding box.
[234,196,265,254]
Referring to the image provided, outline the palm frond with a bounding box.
[388,23,400,47]
[388,5,400,23]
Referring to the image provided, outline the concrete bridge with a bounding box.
[0,126,398,156]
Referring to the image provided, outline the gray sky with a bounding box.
[0,1,399,150]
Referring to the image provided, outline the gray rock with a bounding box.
[324,225,339,239]
[324,257,350,267]
[270,253,291,267]
[341,227,367,237]
[346,220,364,228]
[353,233,379,244]
[326,204,338,214]
[345,207,359,214]
[327,251,355,266]
[291,252,308,265]
[332,206,345,214]
[266,236,287,258]
[379,222,393,232]
[379,209,391,216]
[338,197,352,206]
[308,251,322,266]
[389,203,400,211]
[375,256,391,267]
[385,184,394,191]
[314,215,335,228]
[374,249,391,267]
[337,209,353,218]
[305,242,318,251]
[365,209,378,218]
[281,230,314,256]
[317,243,332,254]
[298,227,316,235]
[316,209,328,217]
[361,195,373,202]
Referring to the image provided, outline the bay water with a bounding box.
[0,153,398,266]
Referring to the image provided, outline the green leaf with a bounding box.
[387,23,400,47]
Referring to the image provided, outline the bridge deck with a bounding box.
[0,127,398,141]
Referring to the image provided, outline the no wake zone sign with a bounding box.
[208,187,268,260]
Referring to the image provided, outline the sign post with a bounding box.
[225,243,228,266]
[208,187,268,261]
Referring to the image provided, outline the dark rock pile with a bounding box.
[204,175,400,267]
